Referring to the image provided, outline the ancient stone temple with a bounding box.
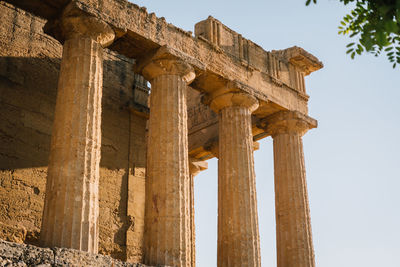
[0,0,323,266]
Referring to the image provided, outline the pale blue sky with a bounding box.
[132,1,400,266]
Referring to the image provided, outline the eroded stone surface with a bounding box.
[40,36,104,253]
[0,0,322,266]
[0,1,148,261]
[211,92,261,267]
[266,111,316,267]
[142,55,193,267]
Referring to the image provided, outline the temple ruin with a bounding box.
[0,0,323,266]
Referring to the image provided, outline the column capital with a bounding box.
[204,139,260,158]
[135,46,195,83]
[47,3,115,47]
[189,159,208,177]
[264,111,317,137]
[210,92,259,113]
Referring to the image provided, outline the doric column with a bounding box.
[265,111,317,267]
[188,159,208,267]
[138,48,195,267]
[40,5,115,253]
[210,92,261,267]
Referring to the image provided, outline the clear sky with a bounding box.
[131,1,400,266]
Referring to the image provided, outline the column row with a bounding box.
[40,7,317,267]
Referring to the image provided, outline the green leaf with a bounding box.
[375,31,387,47]
[385,46,393,51]
[384,20,399,33]
[346,48,354,54]
[350,32,358,38]
[351,51,356,59]
[305,0,316,6]
[378,6,390,16]
[346,42,355,47]
[340,21,346,26]
[361,35,374,51]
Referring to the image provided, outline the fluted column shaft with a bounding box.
[267,111,316,267]
[189,160,208,267]
[40,7,114,253]
[211,92,261,267]
[140,53,195,267]
[189,171,195,267]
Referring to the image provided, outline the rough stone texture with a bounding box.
[126,113,147,263]
[141,54,194,267]
[266,111,317,267]
[187,88,218,161]
[0,239,150,267]
[5,0,324,161]
[0,1,61,247]
[0,0,323,266]
[46,0,320,114]
[0,239,53,266]
[0,1,147,262]
[211,92,261,267]
[40,15,114,251]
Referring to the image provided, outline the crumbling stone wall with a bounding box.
[0,1,147,262]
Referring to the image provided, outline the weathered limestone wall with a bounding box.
[0,1,147,262]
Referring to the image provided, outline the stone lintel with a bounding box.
[272,46,323,75]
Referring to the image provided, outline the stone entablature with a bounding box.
[8,0,322,113]
[195,17,322,92]
[5,0,323,161]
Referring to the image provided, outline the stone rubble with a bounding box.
[0,239,153,267]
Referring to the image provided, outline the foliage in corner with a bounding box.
[306,0,400,68]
